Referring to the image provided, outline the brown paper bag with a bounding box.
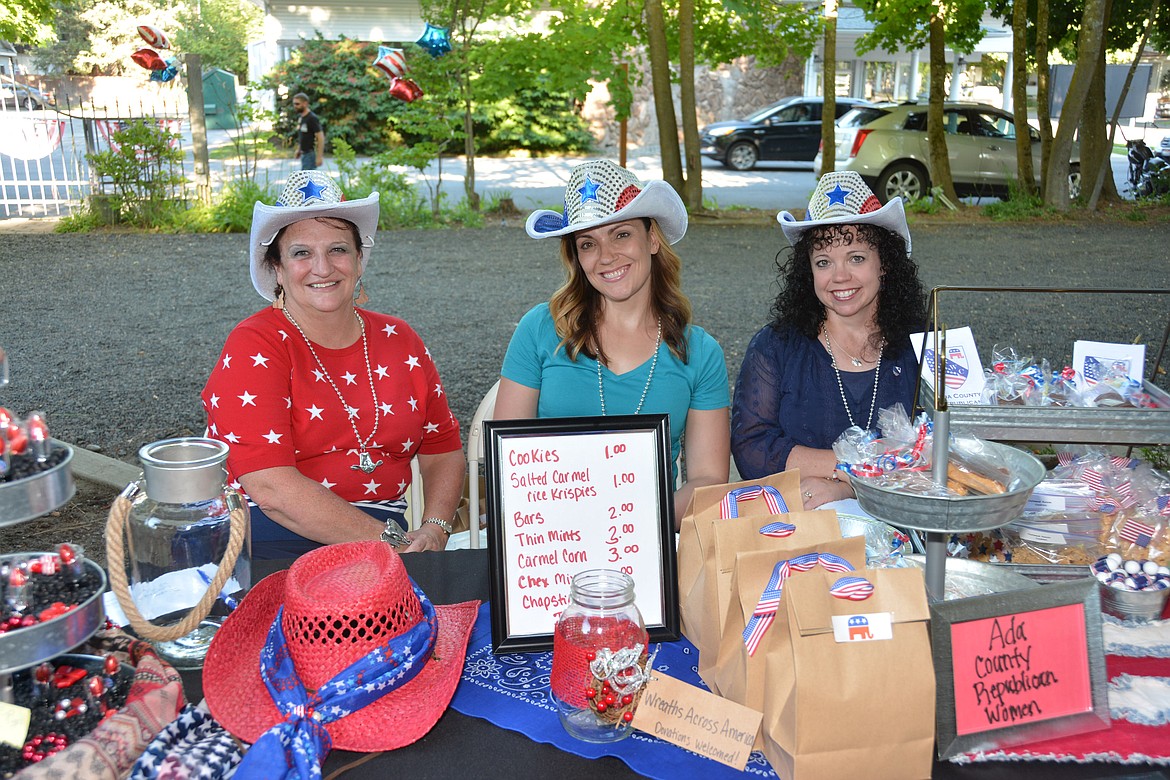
[697,510,841,691]
[762,567,935,780]
[711,535,868,740]
[677,472,805,664]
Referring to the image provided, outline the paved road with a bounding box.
[0,221,1166,464]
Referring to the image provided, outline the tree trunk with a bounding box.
[1036,0,1053,198]
[1081,0,1118,207]
[678,0,702,210]
[463,88,479,210]
[1011,0,1036,196]
[1044,0,1107,209]
[1090,0,1160,208]
[645,0,683,193]
[821,0,838,175]
[928,11,957,202]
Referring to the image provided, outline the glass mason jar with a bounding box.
[121,438,251,667]
[550,569,650,743]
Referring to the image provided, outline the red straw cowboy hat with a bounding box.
[203,541,478,752]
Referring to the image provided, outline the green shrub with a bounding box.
[86,120,187,228]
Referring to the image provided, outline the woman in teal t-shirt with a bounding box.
[496,160,730,525]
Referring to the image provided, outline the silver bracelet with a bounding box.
[422,516,453,535]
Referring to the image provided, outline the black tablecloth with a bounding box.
[178,550,1163,780]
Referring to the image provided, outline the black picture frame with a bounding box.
[929,578,1110,759]
[483,414,679,652]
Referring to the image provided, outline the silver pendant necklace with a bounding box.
[284,308,383,473]
[823,327,883,430]
[597,318,662,415]
[823,325,871,367]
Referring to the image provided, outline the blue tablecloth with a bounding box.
[451,603,779,779]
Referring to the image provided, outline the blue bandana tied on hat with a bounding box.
[233,581,437,779]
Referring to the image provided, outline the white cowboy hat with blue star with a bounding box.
[525,159,688,245]
[249,170,381,300]
[777,170,911,255]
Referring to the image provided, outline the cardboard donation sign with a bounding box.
[484,415,677,652]
[930,579,1110,759]
[632,672,762,771]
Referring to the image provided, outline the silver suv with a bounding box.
[815,101,1081,203]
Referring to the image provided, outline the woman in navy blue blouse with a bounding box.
[731,171,926,508]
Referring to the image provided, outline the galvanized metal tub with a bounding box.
[1098,581,1170,622]
[0,445,75,528]
[0,553,107,675]
[852,442,1045,533]
[903,554,1040,600]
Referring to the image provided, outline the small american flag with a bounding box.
[1118,518,1156,548]
[1158,495,1170,517]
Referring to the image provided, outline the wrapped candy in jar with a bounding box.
[550,569,653,742]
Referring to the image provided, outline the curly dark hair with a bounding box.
[770,223,926,352]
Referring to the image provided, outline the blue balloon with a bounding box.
[151,58,180,82]
[415,23,451,57]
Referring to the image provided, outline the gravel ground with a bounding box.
[2,216,1169,561]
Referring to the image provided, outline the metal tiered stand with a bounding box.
[851,311,1047,602]
[0,444,109,703]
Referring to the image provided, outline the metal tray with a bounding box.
[904,554,1040,600]
[0,445,75,528]
[0,553,107,675]
[852,442,1046,533]
[919,379,1170,444]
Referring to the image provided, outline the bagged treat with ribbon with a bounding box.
[710,535,867,745]
[760,566,934,780]
[676,471,807,675]
[697,506,842,691]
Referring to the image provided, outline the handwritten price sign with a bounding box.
[484,415,679,652]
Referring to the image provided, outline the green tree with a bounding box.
[856,0,986,202]
[172,0,261,80]
[1,0,57,45]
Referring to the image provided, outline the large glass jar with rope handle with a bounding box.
[105,437,251,667]
[550,569,653,742]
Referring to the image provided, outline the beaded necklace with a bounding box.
[823,327,883,430]
[284,308,383,473]
[597,318,661,416]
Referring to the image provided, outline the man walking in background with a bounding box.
[292,92,325,171]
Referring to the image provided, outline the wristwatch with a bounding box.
[422,517,454,535]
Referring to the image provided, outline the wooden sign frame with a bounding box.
[929,578,1110,759]
[483,414,679,652]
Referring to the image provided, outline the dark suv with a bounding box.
[700,96,872,171]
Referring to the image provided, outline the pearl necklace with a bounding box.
[284,308,383,473]
[823,327,882,430]
[597,318,661,416]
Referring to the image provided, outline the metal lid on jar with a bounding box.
[137,437,229,505]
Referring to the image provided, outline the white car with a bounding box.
[815,101,1081,203]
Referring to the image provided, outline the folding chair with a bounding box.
[466,379,500,549]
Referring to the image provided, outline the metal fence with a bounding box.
[0,82,193,218]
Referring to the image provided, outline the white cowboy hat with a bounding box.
[777,170,911,255]
[249,170,380,300]
[525,159,688,245]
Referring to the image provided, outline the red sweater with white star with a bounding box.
[201,307,461,502]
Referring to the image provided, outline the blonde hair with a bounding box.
[548,218,692,364]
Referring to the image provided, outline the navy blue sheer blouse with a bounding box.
[731,324,920,480]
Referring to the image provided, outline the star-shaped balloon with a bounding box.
[388,77,424,103]
[150,58,180,83]
[578,174,601,203]
[416,23,451,57]
[374,46,408,80]
[825,183,848,206]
